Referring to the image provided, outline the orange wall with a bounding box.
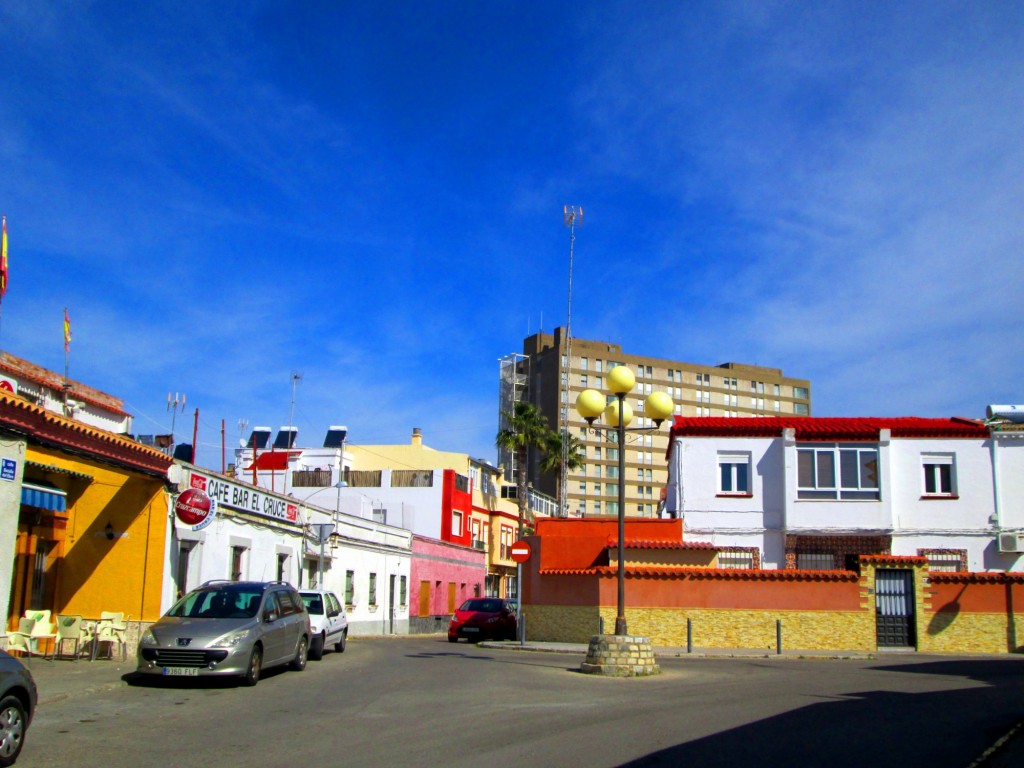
[929,577,1024,614]
[541,571,863,611]
[536,517,683,541]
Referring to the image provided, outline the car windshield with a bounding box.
[459,599,503,613]
[168,586,264,619]
[300,594,324,616]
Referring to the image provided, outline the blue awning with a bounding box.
[21,482,67,512]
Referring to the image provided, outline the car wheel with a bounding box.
[309,632,325,661]
[243,646,262,687]
[0,695,27,767]
[291,636,308,671]
[448,635,458,643]
[334,630,347,653]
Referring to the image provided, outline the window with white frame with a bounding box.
[452,510,464,536]
[718,453,751,495]
[922,454,956,497]
[797,444,879,500]
[230,545,248,581]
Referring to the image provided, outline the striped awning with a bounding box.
[21,482,67,512]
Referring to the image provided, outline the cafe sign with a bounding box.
[174,487,217,531]
[186,471,299,525]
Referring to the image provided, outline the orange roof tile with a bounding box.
[540,565,859,582]
[0,392,171,478]
[670,416,988,442]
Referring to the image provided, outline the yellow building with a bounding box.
[348,429,525,599]
[0,392,172,650]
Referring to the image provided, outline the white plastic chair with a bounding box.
[6,618,36,660]
[55,615,91,661]
[25,611,57,658]
[95,612,128,661]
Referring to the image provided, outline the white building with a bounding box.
[168,464,412,636]
[0,350,133,434]
[664,415,1024,572]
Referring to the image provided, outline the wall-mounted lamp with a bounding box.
[104,521,115,541]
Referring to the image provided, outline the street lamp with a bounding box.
[303,480,346,588]
[576,365,674,636]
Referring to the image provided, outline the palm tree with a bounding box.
[539,430,585,516]
[495,402,550,538]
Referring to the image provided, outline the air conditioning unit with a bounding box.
[998,532,1024,553]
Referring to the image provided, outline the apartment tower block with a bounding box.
[499,327,811,518]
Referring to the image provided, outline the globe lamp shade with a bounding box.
[604,399,633,428]
[607,365,636,395]
[644,391,675,426]
[575,389,606,423]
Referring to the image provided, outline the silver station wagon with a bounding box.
[137,580,310,686]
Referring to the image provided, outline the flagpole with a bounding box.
[63,307,71,412]
[0,215,7,344]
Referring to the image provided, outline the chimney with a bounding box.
[411,427,423,447]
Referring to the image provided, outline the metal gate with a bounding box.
[875,569,916,648]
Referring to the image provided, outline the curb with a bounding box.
[477,641,874,660]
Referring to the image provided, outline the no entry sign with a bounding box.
[510,540,532,563]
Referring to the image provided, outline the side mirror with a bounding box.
[264,610,278,623]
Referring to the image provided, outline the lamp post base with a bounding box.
[580,634,661,677]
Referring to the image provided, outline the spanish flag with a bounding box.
[63,308,71,352]
[1,216,8,299]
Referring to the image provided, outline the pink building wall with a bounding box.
[410,534,486,633]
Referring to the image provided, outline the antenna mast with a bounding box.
[289,372,303,443]
[561,205,583,517]
[167,392,186,454]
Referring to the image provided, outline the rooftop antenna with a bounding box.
[561,205,583,517]
[168,392,186,453]
[288,372,302,442]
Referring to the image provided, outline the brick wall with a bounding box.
[526,556,1024,654]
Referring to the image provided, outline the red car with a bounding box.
[448,598,517,642]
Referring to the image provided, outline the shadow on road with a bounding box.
[618,659,1024,768]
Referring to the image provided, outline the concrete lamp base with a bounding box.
[580,634,661,677]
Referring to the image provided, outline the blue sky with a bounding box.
[1,1,1021,469]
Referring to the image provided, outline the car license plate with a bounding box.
[162,667,199,677]
[462,627,479,633]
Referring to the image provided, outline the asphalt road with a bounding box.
[20,637,1024,768]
